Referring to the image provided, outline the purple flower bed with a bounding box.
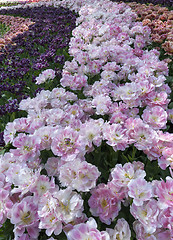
[0,5,77,145]
[0,0,172,239]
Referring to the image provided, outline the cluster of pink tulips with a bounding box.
[0,0,173,239]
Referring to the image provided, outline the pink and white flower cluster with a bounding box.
[35,69,56,85]
[0,0,173,239]
[108,162,173,239]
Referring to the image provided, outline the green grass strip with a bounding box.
[0,21,10,37]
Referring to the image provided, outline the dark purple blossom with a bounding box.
[0,132,5,147]
[54,55,65,64]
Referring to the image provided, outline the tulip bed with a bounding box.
[0,0,173,239]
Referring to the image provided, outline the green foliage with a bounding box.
[0,220,14,240]
[0,2,22,7]
[0,22,10,37]
[40,149,55,165]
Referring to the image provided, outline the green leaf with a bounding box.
[166,76,173,83]
[0,220,14,240]
[122,153,129,162]
[40,149,55,164]
[0,148,5,155]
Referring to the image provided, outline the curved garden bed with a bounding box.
[0,0,172,239]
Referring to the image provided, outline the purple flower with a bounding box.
[0,132,5,147]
